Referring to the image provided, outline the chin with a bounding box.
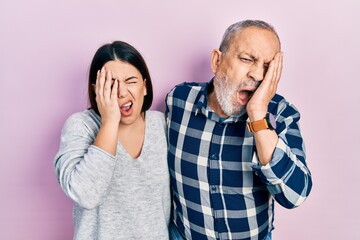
[119,118,134,126]
[122,112,144,125]
[231,106,246,116]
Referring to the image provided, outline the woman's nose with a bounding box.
[117,80,128,98]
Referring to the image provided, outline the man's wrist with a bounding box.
[247,111,267,122]
[247,113,276,133]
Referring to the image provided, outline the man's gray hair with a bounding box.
[219,20,281,54]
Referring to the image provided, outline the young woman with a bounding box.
[54,41,170,239]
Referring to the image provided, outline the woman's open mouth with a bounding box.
[120,101,133,116]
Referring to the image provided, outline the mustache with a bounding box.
[236,79,260,90]
[214,73,260,90]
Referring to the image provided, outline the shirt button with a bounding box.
[211,186,217,192]
[211,154,218,160]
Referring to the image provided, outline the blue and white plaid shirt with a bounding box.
[165,80,312,240]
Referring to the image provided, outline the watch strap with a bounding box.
[247,117,270,133]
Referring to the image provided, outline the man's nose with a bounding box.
[248,63,265,82]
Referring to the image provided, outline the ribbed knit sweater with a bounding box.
[54,109,170,240]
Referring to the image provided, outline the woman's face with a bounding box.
[103,60,147,125]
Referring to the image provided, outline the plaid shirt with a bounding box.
[165,80,312,240]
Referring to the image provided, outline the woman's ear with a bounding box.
[143,79,147,96]
[210,49,222,74]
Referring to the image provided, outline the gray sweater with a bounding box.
[54,109,170,240]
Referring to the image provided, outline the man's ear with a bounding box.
[210,49,222,74]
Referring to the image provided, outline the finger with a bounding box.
[94,69,100,92]
[270,53,283,95]
[95,70,101,103]
[104,70,112,101]
[271,52,284,82]
[98,67,106,99]
[262,55,278,96]
[274,52,283,85]
[264,57,276,84]
[111,78,118,100]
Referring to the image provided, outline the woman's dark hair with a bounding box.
[88,41,153,115]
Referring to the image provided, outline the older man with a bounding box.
[166,20,312,240]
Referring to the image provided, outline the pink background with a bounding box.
[1,0,359,239]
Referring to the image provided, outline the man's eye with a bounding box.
[126,81,137,84]
[240,58,252,63]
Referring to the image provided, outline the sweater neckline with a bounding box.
[116,112,148,161]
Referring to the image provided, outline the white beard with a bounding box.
[213,73,259,117]
[213,73,246,117]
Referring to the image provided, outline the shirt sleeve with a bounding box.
[251,99,312,209]
[54,113,117,209]
[157,110,168,140]
[165,87,174,126]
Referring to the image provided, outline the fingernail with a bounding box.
[101,67,105,72]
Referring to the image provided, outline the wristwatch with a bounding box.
[247,113,276,133]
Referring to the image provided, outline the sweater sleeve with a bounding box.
[54,112,116,209]
[252,99,312,209]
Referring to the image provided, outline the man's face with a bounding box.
[213,27,280,116]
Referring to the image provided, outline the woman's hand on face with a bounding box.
[95,67,121,124]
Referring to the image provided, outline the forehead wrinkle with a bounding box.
[240,50,272,64]
[240,50,257,60]
[231,29,279,63]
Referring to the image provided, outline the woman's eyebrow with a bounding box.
[111,76,138,82]
[125,76,138,81]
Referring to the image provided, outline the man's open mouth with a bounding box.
[237,89,255,105]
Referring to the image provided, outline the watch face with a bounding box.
[267,113,276,130]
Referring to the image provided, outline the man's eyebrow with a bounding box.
[240,52,255,59]
[242,52,272,66]
[240,52,257,61]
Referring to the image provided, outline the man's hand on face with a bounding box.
[246,52,283,121]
